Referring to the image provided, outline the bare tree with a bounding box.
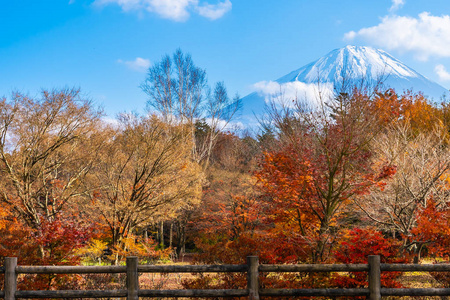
[356,122,450,246]
[141,49,241,170]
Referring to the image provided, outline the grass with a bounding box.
[390,259,449,300]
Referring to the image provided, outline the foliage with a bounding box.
[333,228,409,290]
[0,205,93,289]
[0,89,104,229]
[75,238,109,264]
[111,235,171,264]
[370,89,442,134]
[411,199,450,259]
[89,114,203,262]
[4,78,450,294]
[358,121,450,248]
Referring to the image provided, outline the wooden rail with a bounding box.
[2,255,450,299]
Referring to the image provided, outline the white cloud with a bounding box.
[252,81,334,108]
[94,0,231,21]
[343,31,356,40]
[389,0,404,12]
[102,116,121,128]
[147,0,197,21]
[435,64,450,81]
[196,0,231,20]
[344,12,450,61]
[205,117,244,131]
[95,0,143,11]
[118,57,151,72]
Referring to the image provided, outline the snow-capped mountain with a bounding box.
[239,45,449,126]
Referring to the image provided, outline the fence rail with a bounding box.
[2,255,450,299]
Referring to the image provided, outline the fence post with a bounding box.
[247,256,260,300]
[126,256,139,300]
[368,255,381,300]
[5,257,17,300]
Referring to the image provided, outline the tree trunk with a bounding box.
[169,222,173,248]
[160,221,165,249]
[144,228,148,242]
[156,223,159,244]
[176,220,186,257]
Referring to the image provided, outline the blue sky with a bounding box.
[2,0,450,117]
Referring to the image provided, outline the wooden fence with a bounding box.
[2,255,450,299]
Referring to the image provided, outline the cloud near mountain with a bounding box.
[238,45,449,127]
[252,80,334,108]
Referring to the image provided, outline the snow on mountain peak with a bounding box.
[238,45,449,127]
[277,45,419,84]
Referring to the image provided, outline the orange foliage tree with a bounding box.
[371,89,442,133]
[0,203,94,290]
[410,199,450,260]
[333,228,408,290]
[252,87,398,263]
[184,87,401,294]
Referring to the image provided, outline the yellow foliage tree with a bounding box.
[89,114,203,262]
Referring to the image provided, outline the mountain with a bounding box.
[238,45,449,127]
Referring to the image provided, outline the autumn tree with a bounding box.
[141,49,241,255]
[189,132,261,256]
[333,227,408,289]
[370,89,442,133]
[0,88,103,229]
[89,114,202,261]
[0,203,94,290]
[410,199,450,260]
[0,88,101,286]
[357,122,450,252]
[256,86,391,262]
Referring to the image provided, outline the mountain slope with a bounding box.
[239,45,449,126]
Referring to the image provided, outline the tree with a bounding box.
[187,131,261,255]
[141,49,241,170]
[141,49,241,255]
[257,87,390,262]
[411,199,450,260]
[0,88,103,229]
[357,122,450,251]
[89,114,202,261]
[0,201,93,290]
[333,228,408,289]
[370,89,442,133]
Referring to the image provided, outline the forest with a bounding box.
[2,50,450,291]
